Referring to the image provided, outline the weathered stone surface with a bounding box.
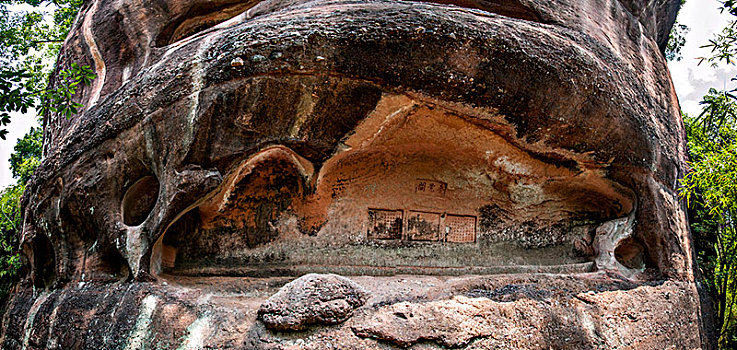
[352,279,704,349]
[0,0,715,348]
[0,275,707,349]
[258,273,369,330]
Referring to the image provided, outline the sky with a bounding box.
[668,0,737,118]
[0,1,734,188]
[0,113,39,188]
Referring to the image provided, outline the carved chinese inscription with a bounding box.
[368,209,477,243]
[415,179,447,197]
[367,209,403,239]
[445,215,477,243]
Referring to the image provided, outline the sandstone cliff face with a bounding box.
[0,0,714,349]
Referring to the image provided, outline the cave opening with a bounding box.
[121,176,160,226]
[152,103,636,278]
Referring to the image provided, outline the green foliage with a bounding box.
[0,68,34,140]
[0,63,94,139]
[666,21,689,61]
[0,0,83,65]
[0,0,85,303]
[663,1,737,347]
[701,1,737,66]
[684,143,737,220]
[0,0,86,138]
[38,62,94,118]
[681,103,737,220]
[693,89,737,151]
[0,126,41,302]
[665,0,688,62]
[0,183,23,301]
[682,5,737,344]
[681,92,737,347]
[9,126,41,183]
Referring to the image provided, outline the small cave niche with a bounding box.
[614,237,645,270]
[121,176,159,226]
[155,0,262,46]
[84,246,130,282]
[29,234,56,289]
[155,147,310,277]
[157,210,199,274]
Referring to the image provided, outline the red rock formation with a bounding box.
[1,0,714,348]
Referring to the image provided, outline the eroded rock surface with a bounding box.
[0,274,707,349]
[258,273,369,330]
[0,0,715,348]
[352,281,702,348]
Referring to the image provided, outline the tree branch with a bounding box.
[30,40,63,44]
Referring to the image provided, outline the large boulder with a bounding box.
[258,274,369,331]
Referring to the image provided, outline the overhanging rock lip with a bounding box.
[39,0,653,176]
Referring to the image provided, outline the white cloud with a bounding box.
[669,0,737,117]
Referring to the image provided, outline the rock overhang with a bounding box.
[43,0,676,182]
[22,0,686,289]
[41,1,667,276]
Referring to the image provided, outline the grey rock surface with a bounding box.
[258,273,369,331]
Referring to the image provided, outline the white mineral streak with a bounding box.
[122,66,132,85]
[493,155,531,176]
[21,292,50,350]
[365,100,416,148]
[126,226,144,278]
[44,302,60,349]
[183,35,215,154]
[176,315,211,350]
[214,6,250,30]
[124,295,158,350]
[343,94,417,151]
[82,0,106,107]
[289,85,317,137]
[103,285,133,344]
[19,210,29,249]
